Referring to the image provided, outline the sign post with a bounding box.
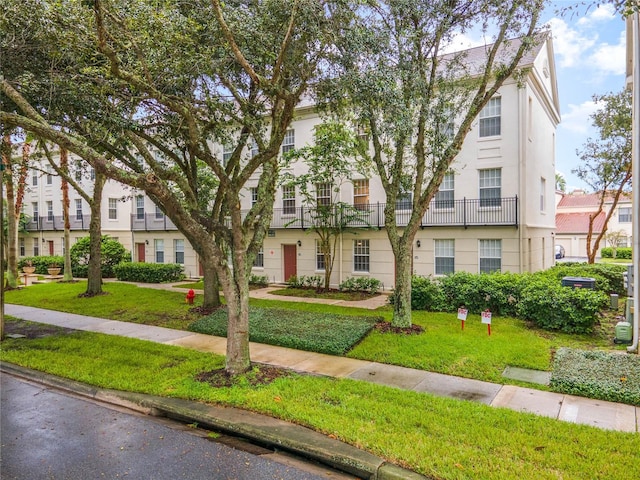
[481,309,492,336]
[457,307,468,330]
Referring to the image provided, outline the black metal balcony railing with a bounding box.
[25,197,518,233]
[25,214,92,232]
[131,214,177,231]
[268,196,519,229]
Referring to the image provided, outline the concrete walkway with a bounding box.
[4,301,638,434]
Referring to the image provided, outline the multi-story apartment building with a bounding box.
[19,35,560,289]
[555,190,634,258]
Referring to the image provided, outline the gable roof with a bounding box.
[557,191,633,208]
[555,212,606,234]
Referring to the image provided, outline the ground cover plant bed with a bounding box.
[551,348,640,406]
[1,329,639,480]
[188,306,380,355]
[268,287,380,301]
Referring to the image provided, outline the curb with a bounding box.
[1,362,429,480]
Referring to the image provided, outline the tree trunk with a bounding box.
[4,175,18,289]
[222,259,251,375]
[60,148,74,281]
[392,241,413,327]
[201,260,221,309]
[84,172,105,296]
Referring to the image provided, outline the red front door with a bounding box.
[48,241,54,256]
[137,243,146,262]
[283,244,297,282]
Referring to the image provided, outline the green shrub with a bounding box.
[402,275,446,311]
[18,256,64,275]
[551,348,640,406]
[600,247,632,259]
[516,278,608,334]
[544,262,627,295]
[439,272,528,316]
[70,235,130,278]
[114,262,184,283]
[249,274,269,287]
[338,276,382,294]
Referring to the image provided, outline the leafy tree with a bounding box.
[573,89,632,264]
[319,0,546,326]
[70,235,129,279]
[0,0,349,374]
[555,173,566,192]
[284,121,371,291]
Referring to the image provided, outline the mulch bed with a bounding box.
[374,321,424,335]
[195,363,296,388]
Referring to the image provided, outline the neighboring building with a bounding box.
[555,190,634,258]
[17,35,560,288]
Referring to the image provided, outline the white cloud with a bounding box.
[560,100,599,134]
[576,3,616,26]
[587,31,626,76]
[547,17,596,68]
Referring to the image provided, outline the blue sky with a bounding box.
[543,1,627,192]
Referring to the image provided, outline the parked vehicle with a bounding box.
[555,244,565,259]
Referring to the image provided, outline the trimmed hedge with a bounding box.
[404,263,620,334]
[600,247,632,259]
[339,276,382,294]
[551,348,640,406]
[114,262,184,283]
[18,256,65,275]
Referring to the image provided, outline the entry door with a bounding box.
[47,241,54,256]
[137,243,146,262]
[283,244,297,282]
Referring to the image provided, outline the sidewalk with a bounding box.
[4,303,638,434]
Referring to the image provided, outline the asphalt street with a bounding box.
[0,373,355,480]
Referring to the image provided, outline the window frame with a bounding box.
[174,239,185,264]
[434,239,455,275]
[479,97,501,137]
[154,239,164,263]
[316,182,332,207]
[282,129,295,154]
[46,201,54,221]
[315,240,326,271]
[253,245,264,268]
[136,195,145,220]
[353,239,370,273]
[353,179,369,210]
[108,198,118,220]
[434,173,455,209]
[619,207,632,223]
[479,239,502,274]
[479,168,502,208]
[75,199,83,221]
[282,185,296,215]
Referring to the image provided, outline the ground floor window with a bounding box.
[435,239,455,275]
[174,239,184,264]
[33,238,39,256]
[253,245,264,268]
[353,239,370,272]
[479,239,501,273]
[316,240,325,270]
[19,238,25,257]
[154,239,164,263]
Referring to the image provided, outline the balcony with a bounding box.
[131,214,177,231]
[24,215,92,232]
[269,196,519,229]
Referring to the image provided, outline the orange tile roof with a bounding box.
[555,212,606,234]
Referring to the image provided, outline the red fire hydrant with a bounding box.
[186,289,195,305]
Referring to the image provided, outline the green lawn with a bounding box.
[3,281,617,386]
[1,329,638,480]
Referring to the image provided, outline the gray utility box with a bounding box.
[561,276,596,289]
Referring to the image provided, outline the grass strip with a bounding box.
[1,331,638,480]
[189,306,379,355]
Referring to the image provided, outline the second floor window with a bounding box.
[353,179,369,210]
[396,190,412,210]
[222,144,233,166]
[434,173,454,209]
[479,97,501,137]
[32,202,39,221]
[46,201,53,221]
[108,198,118,220]
[32,170,38,186]
[282,185,296,215]
[46,168,53,185]
[136,196,145,220]
[479,168,501,208]
[282,129,295,154]
[619,207,632,223]
[316,183,331,207]
[75,199,83,220]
